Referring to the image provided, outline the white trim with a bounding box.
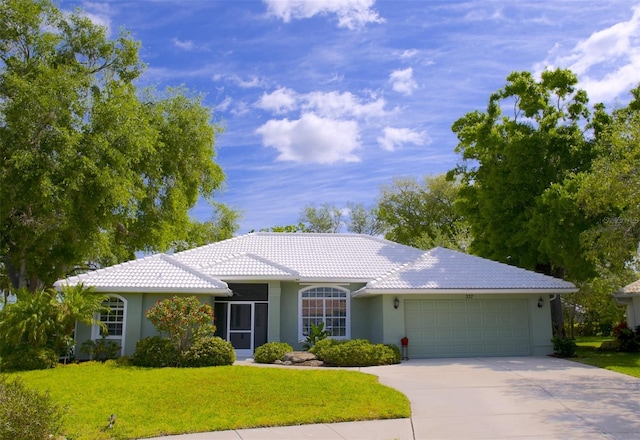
[92,294,127,357]
[352,287,579,297]
[298,284,351,342]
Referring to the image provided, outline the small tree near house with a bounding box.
[146,296,215,351]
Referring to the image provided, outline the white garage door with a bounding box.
[405,299,531,358]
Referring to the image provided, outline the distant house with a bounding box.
[54,233,577,359]
[615,279,640,328]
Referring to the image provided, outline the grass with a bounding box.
[13,361,410,440]
[572,336,640,379]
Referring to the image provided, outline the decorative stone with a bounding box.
[283,351,317,363]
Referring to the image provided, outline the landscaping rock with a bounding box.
[271,351,324,367]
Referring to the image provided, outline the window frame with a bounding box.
[91,295,127,356]
[298,285,350,342]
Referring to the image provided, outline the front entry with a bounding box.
[228,302,254,357]
[214,283,269,358]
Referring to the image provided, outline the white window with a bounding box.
[299,286,349,340]
[92,295,126,355]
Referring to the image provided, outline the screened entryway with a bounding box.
[214,283,268,357]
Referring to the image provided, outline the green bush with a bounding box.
[0,376,66,440]
[80,337,121,361]
[385,343,402,364]
[612,322,640,352]
[302,322,330,350]
[253,342,293,363]
[181,336,235,367]
[0,346,58,372]
[551,335,577,357]
[313,339,401,367]
[132,336,181,367]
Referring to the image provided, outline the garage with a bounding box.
[404,298,532,358]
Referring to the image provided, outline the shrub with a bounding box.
[302,322,330,350]
[132,336,181,367]
[181,336,235,367]
[313,339,401,367]
[612,321,640,352]
[0,376,66,440]
[80,337,121,361]
[551,335,577,357]
[254,342,293,363]
[385,343,402,364]
[146,296,215,351]
[0,346,58,372]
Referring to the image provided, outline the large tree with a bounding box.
[450,69,602,331]
[0,0,228,290]
[376,174,470,251]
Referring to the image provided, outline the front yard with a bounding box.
[15,362,410,440]
[573,336,640,378]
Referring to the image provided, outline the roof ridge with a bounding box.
[159,254,228,289]
[172,233,255,257]
[367,250,433,287]
[199,252,301,277]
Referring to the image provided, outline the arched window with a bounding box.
[92,295,126,355]
[299,286,349,340]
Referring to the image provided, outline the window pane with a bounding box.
[301,287,347,338]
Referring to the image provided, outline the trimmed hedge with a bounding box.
[132,336,181,367]
[0,346,58,372]
[254,342,293,363]
[311,338,401,367]
[182,336,235,367]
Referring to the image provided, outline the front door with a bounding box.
[228,302,253,358]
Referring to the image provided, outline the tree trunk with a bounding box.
[551,296,565,336]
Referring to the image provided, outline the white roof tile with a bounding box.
[355,247,577,295]
[54,254,231,295]
[173,233,425,281]
[54,234,578,295]
[620,279,640,295]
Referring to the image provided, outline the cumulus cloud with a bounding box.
[389,67,418,95]
[263,0,384,30]
[256,87,298,114]
[377,127,429,151]
[536,5,640,103]
[302,91,387,119]
[256,113,361,164]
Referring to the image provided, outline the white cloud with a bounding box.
[256,113,361,164]
[302,91,387,119]
[256,87,298,114]
[377,127,429,152]
[79,2,113,35]
[216,96,232,112]
[389,67,418,96]
[536,5,640,103]
[172,38,195,51]
[263,0,384,30]
[400,49,419,59]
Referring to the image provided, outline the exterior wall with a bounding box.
[627,297,640,328]
[75,292,216,359]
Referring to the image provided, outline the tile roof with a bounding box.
[354,247,577,295]
[619,279,640,295]
[54,234,578,294]
[173,233,425,281]
[53,254,231,295]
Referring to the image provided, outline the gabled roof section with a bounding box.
[173,233,425,281]
[53,254,231,295]
[354,247,578,296]
[618,279,640,297]
[198,253,300,279]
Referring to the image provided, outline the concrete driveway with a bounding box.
[148,357,640,439]
[368,356,640,439]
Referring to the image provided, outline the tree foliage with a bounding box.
[376,175,470,250]
[0,0,229,290]
[450,69,599,279]
[299,203,343,233]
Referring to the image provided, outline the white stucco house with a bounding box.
[616,279,640,328]
[54,233,578,359]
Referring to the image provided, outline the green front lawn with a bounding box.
[15,362,410,440]
[573,336,640,378]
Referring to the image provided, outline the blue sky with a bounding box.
[66,1,640,233]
